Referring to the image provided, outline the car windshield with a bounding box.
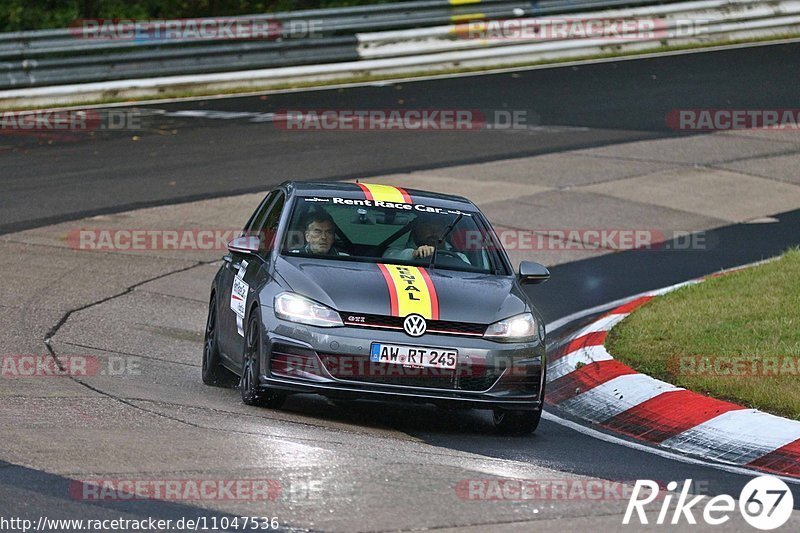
[280,196,506,274]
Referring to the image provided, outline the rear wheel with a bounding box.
[202,293,236,387]
[493,406,542,435]
[240,308,286,409]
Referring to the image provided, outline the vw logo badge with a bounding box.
[403,314,427,337]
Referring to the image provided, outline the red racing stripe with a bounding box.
[551,331,608,363]
[747,438,800,476]
[546,360,637,405]
[397,187,412,204]
[601,389,744,444]
[418,267,439,320]
[377,263,399,316]
[604,296,653,316]
[356,182,374,201]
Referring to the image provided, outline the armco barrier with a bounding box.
[0,0,798,107]
[0,0,683,89]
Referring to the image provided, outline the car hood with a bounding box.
[274,255,527,324]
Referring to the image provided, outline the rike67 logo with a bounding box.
[624,476,794,530]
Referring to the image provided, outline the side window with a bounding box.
[243,191,278,236]
[254,192,286,253]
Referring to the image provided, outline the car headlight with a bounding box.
[483,313,538,342]
[274,292,343,327]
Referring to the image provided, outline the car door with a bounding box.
[217,190,278,360]
[218,190,286,363]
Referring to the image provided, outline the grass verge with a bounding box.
[606,248,800,420]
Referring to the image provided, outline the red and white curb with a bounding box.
[545,273,800,479]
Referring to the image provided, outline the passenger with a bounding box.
[383,213,468,263]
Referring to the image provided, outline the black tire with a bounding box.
[493,406,542,435]
[202,293,236,387]
[240,308,286,409]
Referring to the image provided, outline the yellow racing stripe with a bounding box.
[357,183,412,204]
[379,264,439,320]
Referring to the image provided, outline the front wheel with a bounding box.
[202,293,236,387]
[240,308,286,409]
[493,406,542,435]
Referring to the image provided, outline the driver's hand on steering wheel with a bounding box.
[412,245,435,258]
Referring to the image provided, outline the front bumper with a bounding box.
[258,314,546,411]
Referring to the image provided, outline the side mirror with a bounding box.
[227,235,260,255]
[518,261,550,285]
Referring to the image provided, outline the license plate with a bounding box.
[370,343,457,370]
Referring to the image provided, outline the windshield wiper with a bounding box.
[428,213,464,270]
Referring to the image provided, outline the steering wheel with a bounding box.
[432,250,469,264]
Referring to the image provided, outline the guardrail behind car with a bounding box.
[0,0,680,89]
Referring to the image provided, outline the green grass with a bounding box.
[606,249,800,420]
[3,34,799,112]
[0,0,403,32]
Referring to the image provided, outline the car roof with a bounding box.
[283,181,477,211]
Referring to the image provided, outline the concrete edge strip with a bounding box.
[544,262,800,478]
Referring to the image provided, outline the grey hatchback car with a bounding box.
[202,181,550,434]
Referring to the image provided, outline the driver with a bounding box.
[383,213,468,263]
[291,211,349,256]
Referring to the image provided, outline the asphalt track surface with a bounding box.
[2,41,800,528]
[3,40,800,235]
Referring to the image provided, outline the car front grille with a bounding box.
[318,353,503,392]
[340,312,487,337]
